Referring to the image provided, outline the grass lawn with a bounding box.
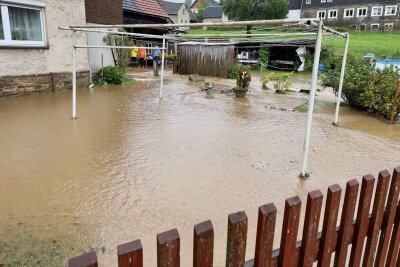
[187,28,400,58]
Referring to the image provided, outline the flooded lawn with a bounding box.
[0,68,399,266]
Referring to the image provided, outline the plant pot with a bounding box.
[232,87,249,97]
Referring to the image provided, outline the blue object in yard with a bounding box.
[318,63,325,74]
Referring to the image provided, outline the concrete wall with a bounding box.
[87,26,115,78]
[0,0,89,96]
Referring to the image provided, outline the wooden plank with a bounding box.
[375,167,400,267]
[362,170,391,267]
[117,239,143,267]
[318,184,342,267]
[254,203,277,267]
[349,175,375,267]
[193,220,214,267]
[334,179,359,267]
[68,251,98,267]
[226,211,248,267]
[385,167,400,267]
[157,228,180,267]
[279,196,302,267]
[300,190,323,267]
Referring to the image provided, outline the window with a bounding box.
[321,0,326,3]
[385,23,394,31]
[306,0,311,4]
[327,0,333,2]
[317,10,326,19]
[371,24,379,31]
[344,8,354,18]
[0,1,46,47]
[357,7,368,17]
[328,10,337,18]
[371,6,383,16]
[385,5,397,16]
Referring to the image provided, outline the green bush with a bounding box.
[228,62,244,79]
[263,72,292,93]
[94,66,128,85]
[323,55,400,120]
[236,65,251,89]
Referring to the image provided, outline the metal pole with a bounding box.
[72,30,77,120]
[160,35,166,100]
[300,20,323,177]
[333,33,350,125]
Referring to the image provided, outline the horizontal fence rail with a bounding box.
[69,166,400,267]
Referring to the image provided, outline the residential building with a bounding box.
[0,0,89,97]
[191,0,219,13]
[289,0,400,30]
[160,0,195,29]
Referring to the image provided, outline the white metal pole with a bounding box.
[159,35,166,100]
[72,30,77,119]
[300,20,323,177]
[333,33,350,125]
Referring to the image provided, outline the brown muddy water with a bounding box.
[0,68,399,266]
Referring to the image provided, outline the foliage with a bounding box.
[93,66,133,85]
[103,29,135,71]
[263,72,292,92]
[236,65,252,89]
[228,62,245,79]
[258,47,270,70]
[303,44,334,69]
[323,55,400,120]
[196,2,208,22]
[221,0,288,32]
[165,54,177,60]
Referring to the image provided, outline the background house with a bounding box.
[202,6,228,28]
[289,0,400,30]
[0,0,89,97]
[160,1,194,29]
[191,0,220,14]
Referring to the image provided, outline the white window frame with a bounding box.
[317,10,326,19]
[385,5,397,16]
[371,6,383,17]
[357,7,368,17]
[371,23,379,29]
[328,9,338,19]
[344,8,354,18]
[306,0,311,4]
[0,0,46,47]
[327,0,333,2]
[321,0,326,3]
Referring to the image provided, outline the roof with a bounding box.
[203,6,224,18]
[160,0,183,15]
[301,0,398,9]
[188,8,197,22]
[191,0,220,9]
[123,0,169,18]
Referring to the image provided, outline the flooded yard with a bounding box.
[0,68,399,266]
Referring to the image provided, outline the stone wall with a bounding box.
[0,72,89,98]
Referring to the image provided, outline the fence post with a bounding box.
[117,239,143,267]
[390,80,400,124]
[318,184,342,267]
[362,170,391,267]
[334,179,359,267]
[193,220,214,267]
[349,175,375,267]
[226,211,248,267]
[68,252,98,267]
[157,229,180,267]
[300,190,323,267]
[254,203,277,267]
[279,196,302,267]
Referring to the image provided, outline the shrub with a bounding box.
[323,55,400,120]
[263,72,292,93]
[103,29,134,71]
[228,62,244,79]
[94,66,128,85]
[236,65,251,89]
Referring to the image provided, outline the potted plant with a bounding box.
[232,66,251,97]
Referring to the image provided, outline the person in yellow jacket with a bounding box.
[131,47,139,65]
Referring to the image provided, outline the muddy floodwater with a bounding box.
[1,69,399,266]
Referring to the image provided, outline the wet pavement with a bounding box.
[0,68,399,266]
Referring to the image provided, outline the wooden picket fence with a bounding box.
[69,166,400,267]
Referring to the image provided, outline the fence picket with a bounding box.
[254,203,277,267]
[193,220,214,267]
[362,170,391,267]
[349,175,375,267]
[68,251,98,267]
[157,229,180,267]
[334,179,359,267]
[226,211,248,267]
[279,196,301,267]
[117,239,143,267]
[300,190,323,267]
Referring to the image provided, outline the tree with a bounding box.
[221,0,289,33]
[103,29,134,72]
[196,2,208,22]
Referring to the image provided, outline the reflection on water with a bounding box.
[0,69,399,266]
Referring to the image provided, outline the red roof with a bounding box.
[124,0,169,18]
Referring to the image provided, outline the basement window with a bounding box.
[0,0,46,47]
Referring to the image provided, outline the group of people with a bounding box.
[130,45,162,69]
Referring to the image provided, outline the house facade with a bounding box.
[0,0,89,97]
[160,0,192,29]
[202,6,228,25]
[289,0,400,30]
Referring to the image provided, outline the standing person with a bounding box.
[153,46,162,76]
[138,47,147,69]
[131,47,138,66]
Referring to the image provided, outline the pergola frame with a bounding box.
[60,18,349,177]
